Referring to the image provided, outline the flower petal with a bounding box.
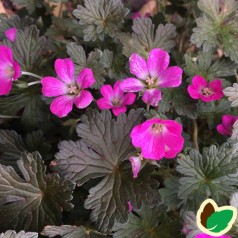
[50,95,74,118]
[147,48,170,78]
[113,81,124,97]
[142,89,161,106]
[76,68,96,89]
[120,78,144,92]
[12,61,21,80]
[217,124,230,136]
[187,85,200,99]
[122,93,136,105]
[129,53,149,79]
[74,90,93,109]
[97,98,112,110]
[129,156,142,178]
[100,85,114,99]
[191,75,207,88]
[5,28,17,42]
[112,106,127,116]
[41,77,68,97]
[222,114,238,129]
[0,46,13,63]
[55,58,75,84]
[0,78,12,95]
[158,66,183,88]
[209,79,222,91]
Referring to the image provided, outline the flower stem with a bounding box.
[192,119,199,151]
[28,81,41,86]
[146,104,150,112]
[0,115,21,119]
[21,71,42,80]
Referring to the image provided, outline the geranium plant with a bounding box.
[0,0,238,237]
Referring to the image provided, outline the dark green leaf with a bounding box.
[66,43,105,89]
[159,177,180,210]
[10,0,43,14]
[73,0,129,41]
[0,14,33,40]
[117,18,176,57]
[41,225,109,238]
[53,109,161,231]
[0,129,51,169]
[0,152,75,231]
[4,25,46,71]
[158,87,198,119]
[176,143,238,212]
[184,51,238,82]
[191,0,238,63]
[113,204,181,238]
[0,230,38,238]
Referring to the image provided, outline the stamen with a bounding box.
[146,76,155,86]
[112,97,121,106]
[201,87,213,96]
[152,124,164,134]
[69,85,77,94]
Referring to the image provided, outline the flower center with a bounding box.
[5,66,15,78]
[112,97,121,106]
[152,123,164,134]
[201,87,213,96]
[68,85,78,95]
[146,76,156,87]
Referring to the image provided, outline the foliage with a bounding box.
[52,109,161,231]
[0,0,238,237]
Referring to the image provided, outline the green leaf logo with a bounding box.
[196,199,237,236]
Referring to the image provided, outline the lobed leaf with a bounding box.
[0,152,75,231]
[117,18,176,57]
[53,109,161,231]
[176,143,238,212]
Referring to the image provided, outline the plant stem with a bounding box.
[0,115,21,119]
[28,81,41,86]
[21,71,42,80]
[192,119,199,151]
[146,104,150,112]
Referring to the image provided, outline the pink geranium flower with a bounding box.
[96,81,136,116]
[129,154,143,178]
[5,28,17,42]
[195,233,231,238]
[130,118,184,160]
[0,45,21,96]
[120,48,183,107]
[217,114,238,136]
[188,76,223,102]
[41,58,95,118]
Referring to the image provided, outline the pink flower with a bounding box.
[131,118,184,160]
[195,233,231,238]
[216,114,238,136]
[188,76,224,102]
[120,48,183,107]
[129,155,143,178]
[41,58,95,118]
[0,45,21,96]
[5,28,17,42]
[96,81,136,116]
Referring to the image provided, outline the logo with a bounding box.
[196,199,237,236]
